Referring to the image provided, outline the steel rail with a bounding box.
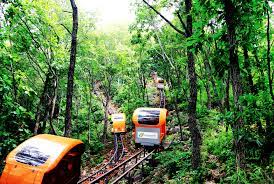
[77,135,119,183]
[113,134,119,162]
[118,134,124,161]
[159,89,166,108]
[88,148,144,184]
[111,149,155,184]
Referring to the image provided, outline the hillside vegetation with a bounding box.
[0,0,273,183]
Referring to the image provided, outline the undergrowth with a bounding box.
[153,110,273,183]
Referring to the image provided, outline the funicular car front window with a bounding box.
[14,138,64,167]
[138,110,160,125]
[112,114,125,121]
[15,146,50,166]
[113,117,123,120]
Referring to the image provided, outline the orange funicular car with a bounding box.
[132,108,168,146]
[111,113,126,134]
[0,134,84,184]
[156,77,165,89]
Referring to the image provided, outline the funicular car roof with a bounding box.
[5,134,84,173]
[132,108,168,126]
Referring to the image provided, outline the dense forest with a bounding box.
[0,0,273,183]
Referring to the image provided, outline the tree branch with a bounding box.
[176,11,189,36]
[142,0,185,36]
[63,10,72,14]
[60,23,72,35]
[19,16,51,66]
[154,30,176,69]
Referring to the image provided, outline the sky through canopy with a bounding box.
[78,0,135,28]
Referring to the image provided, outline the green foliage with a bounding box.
[0,0,273,182]
[158,146,191,176]
[203,127,234,162]
[201,115,272,183]
[155,143,192,181]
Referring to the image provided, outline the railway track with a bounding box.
[78,134,125,183]
[159,88,166,108]
[78,147,155,184]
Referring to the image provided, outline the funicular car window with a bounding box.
[157,78,164,83]
[15,146,50,166]
[14,138,64,167]
[113,116,123,120]
[112,114,125,121]
[138,110,160,125]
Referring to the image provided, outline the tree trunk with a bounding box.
[87,70,94,144]
[64,0,78,137]
[203,47,220,107]
[49,75,58,135]
[186,0,201,169]
[174,96,183,141]
[243,47,264,134]
[266,5,274,101]
[34,72,51,135]
[10,60,17,101]
[140,69,147,102]
[262,116,274,162]
[222,0,245,168]
[75,94,81,138]
[142,0,201,170]
[205,81,212,109]
[225,70,230,112]
[88,94,92,144]
[101,76,112,143]
[203,61,212,109]
[243,47,256,94]
[102,99,109,143]
[34,69,57,135]
[253,50,265,90]
[253,50,265,77]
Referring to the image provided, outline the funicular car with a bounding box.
[111,113,126,134]
[0,134,84,184]
[132,108,168,146]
